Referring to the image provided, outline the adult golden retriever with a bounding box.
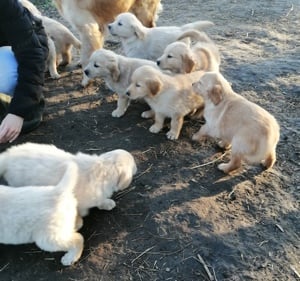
[53,0,162,67]
[192,72,280,174]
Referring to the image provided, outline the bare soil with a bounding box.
[0,1,299,280]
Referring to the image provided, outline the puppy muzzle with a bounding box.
[84,69,90,77]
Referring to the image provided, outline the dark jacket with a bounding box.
[0,0,48,120]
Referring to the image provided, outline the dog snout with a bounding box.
[156,60,160,66]
[84,69,90,77]
[126,91,131,97]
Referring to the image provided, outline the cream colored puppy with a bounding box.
[192,72,280,173]
[0,162,84,266]
[0,142,137,219]
[157,30,221,73]
[126,65,205,140]
[108,12,214,60]
[19,0,81,79]
[42,16,81,69]
[83,48,157,117]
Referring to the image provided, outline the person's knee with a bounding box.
[0,47,18,96]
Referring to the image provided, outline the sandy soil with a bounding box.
[0,0,299,280]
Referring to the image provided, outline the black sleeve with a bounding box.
[0,0,48,119]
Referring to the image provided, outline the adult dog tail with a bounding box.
[182,20,214,32]
[54,161,78,196]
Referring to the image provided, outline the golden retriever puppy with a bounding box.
[157,30,221,73]
[0,162,84,266]
[83,48,157,117]
[126,65,205,140]
[19,0,81,79]
[0,142,137,219]
[53,0,162,67]
[42,16,81,68]
[108,12,214,60]
[192,72,280,174]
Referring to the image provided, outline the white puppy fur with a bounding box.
[83,48,157,117]
[0,142,137,218]
[0,161,84,266]
[108,12,214,60]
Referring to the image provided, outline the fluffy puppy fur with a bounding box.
[42,15,81,78]
[157,30,221,73]
[83,48,157,117]
[108,12,214,60]
[53,0,162,67]
[19,0,81,79]
[126,65,205,140]
[0,142,137,219]
[0,161,84,266]
[192,72,280,173]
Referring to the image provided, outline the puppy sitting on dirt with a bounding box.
[83,48,157,117]
[0,162,84,266]
[108,12,214,60]
[0,142,137,222]
[157,30,221,73]
[126,65,205,140]
[192,72,280,174]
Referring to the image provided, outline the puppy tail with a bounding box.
[177,30,212,43]
[54,161,78,196]
[182,21,214,32]
[69,34,81,50]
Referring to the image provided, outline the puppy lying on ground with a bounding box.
[126,65,205,140]
[20,0,81,79]
[83,48,157,117]
[0,142,137,221]
[157,30,221,73]
[192,72,280,173]
[0,161,84,266]
[108,12,214,60]
[53,0,162,67]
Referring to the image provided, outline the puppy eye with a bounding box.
[118,22,123,26]
[167,55,173,59]
[136,83,141,87]
[94,63,99,68]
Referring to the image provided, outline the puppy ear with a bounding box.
[209,85,223,105]
[109,63,120,82]
[147,79,162,96]
[182,54,195,73]
[134,24,146,39]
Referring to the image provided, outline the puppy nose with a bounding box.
[84,69,89,76]
[126,91,130,97]
[156,60,160,66]
[108,24,112,30]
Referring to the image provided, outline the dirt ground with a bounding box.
[0,0,299,280]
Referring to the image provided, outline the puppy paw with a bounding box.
[50,72,61,79]
[166,130,178,140]
[98,199,116,211]
[141,110,154,119]
[112,109,125,118]
[149,125,161,134]
[61,253,76,266]
[218,140,231,150]
[218,163,230,173]
[75,215,83,230]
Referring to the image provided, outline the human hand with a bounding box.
[0,113,24,143]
